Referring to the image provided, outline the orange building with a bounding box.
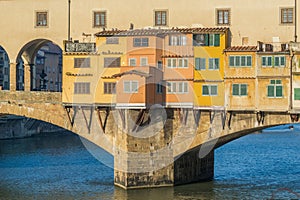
[163,28,194,108]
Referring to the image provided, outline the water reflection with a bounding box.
[0,130,300,199]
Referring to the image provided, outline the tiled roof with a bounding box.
[95,27,229,37]
[224,46,257,52]
[112,70,151,78]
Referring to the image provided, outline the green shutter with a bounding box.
[195,58,200,70]
[215,58,219,69]
[280,56,285,66]
[209,34,214,46]
[241,56,246,66]
[294,88,300,100]
[229,56,235,66]
[240,84,247,95]
[276,85,283,97]
[211,85,218,95]
[274,57,279,67]
[267,85,274,97]
[268,56,272,66]
[204,34,209,46]
[209,59,213,69]
[270,80,275,84]
[247,56,252,66]
[202,85,209,95]
[201,58,206,70]
[262,57,266,66]
[235,56,240,67]
[232,84,239,95]
[275,80,282,84]
[214,34,220,46]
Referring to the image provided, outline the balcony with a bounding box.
[64,41,96,53]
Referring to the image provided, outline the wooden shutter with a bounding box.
[214,34,220,46]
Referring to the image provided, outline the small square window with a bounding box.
[281,8,293,24]
[154,10,167,26]
[36,12,48,27]
[94,11,106,27]
[216,9,230,25]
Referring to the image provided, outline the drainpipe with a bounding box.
[68,0,71,41]
[295,0,297,42]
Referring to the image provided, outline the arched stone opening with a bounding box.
[15,39,62,92]
[0,45,10,90]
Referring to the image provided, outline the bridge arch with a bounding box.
[14,39,62,91]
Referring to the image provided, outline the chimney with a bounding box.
[130,23,134,30]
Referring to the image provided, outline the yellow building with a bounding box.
[62,41,98,105]
[224,46,257,111]
[256,42,291,112]
[193,28,228,109]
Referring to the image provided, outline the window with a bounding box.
[167,58,177,68]
[262,56,272,67]
[281,8,293,24]
[178,58,188,68]
[208,58,219,70]
[157,61,163,69]
[74,82,90,94]
[124,81,138,93]
[169,35,187,46]
[193,34,220,46]
[106,37,119,44]
[74,58,90,68]
[262,56,285,67]
[217,9,230,25]
[133,38,149,47]
[294,88,300,100]
[104,57,121,67]
[195,58,206,70]
[274,56,286,67]
[140,57,148,66]
[104,82,116,94]
[166,82,188,93]
[229,56,252,67]
[36,12,48,27]
[167,58,188,68]
[267,80,283,98]
[154,10,167,26]
[156,82,163,94]
[232,84,248,96]
[202,85,218,96]
[129,58,136,66]
[94,11,106,27]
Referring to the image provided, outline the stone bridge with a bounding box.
[0,90,298,189]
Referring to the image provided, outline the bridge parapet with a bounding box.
[0,91,62,104]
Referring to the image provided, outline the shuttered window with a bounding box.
[267,80,283,98]
[104,57,121,67]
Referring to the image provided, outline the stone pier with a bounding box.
[113,109,214,189]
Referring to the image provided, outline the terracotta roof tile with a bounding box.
[95,27,229,37]
[224,46,257,52]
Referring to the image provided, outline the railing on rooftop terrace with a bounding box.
[64,41,96,53]
[289,42,300,52]
[257,41,289,52]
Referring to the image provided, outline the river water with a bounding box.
[0,129,300,200]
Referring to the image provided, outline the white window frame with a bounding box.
[202,85,218,96]
[140,57,148,66]
[129,58,137,66]
[124,81,139,93]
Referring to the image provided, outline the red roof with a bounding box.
[224,46,257,52]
